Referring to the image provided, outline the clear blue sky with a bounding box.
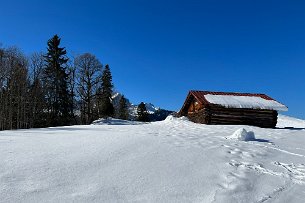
[1,0,305,118]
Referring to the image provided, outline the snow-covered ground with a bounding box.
[1,115,305,202]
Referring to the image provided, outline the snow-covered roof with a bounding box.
[204,94,288,111]
[180,90,288,113]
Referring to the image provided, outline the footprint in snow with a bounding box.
[273,161,305,184]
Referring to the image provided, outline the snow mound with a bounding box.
[179,116,189,121]
[164,115,175,121]
[165,115,189,122]
[91,118,141,125]
[277,114,305,128]
[228,128,256,141]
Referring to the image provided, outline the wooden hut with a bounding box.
[178,90,288,128]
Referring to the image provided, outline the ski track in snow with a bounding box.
[0,115,305,202]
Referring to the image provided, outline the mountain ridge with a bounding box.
[112,91,174,121]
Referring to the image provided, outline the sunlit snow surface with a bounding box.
[205,94,288,111]
[1,115,305,202]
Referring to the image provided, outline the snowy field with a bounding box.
[1,115,305,202]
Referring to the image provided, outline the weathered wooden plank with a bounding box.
[209,107,276,115]
[209,117,276,127]
[210,113,276,119]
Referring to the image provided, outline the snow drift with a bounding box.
[91,117,142,125]
[164,115,189,122]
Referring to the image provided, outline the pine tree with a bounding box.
[43,35,72,126]
[118,95,129,120]
[98,64,114,118]
[137,102,149,122]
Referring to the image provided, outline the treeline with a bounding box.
[0,34,130,130]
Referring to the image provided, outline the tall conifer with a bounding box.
[98,64,114,118]
[137,102,149,122]
[43,35,72,126]
[118,95,129,120]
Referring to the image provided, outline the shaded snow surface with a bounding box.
[1,115,305,202]
[91,117,143,125]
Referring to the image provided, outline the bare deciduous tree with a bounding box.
[0,47,30,130]
[74,53,102,124]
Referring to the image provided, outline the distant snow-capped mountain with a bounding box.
[111,92,174,121]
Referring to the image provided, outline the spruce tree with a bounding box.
[118,95,129,120]
[98,64,114,118]
[137,102,149,122]
[43,35,72,126]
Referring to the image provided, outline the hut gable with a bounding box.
[179,90,288,128]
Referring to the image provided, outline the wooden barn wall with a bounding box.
[186,104,278,128]
[187,108,209,124]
